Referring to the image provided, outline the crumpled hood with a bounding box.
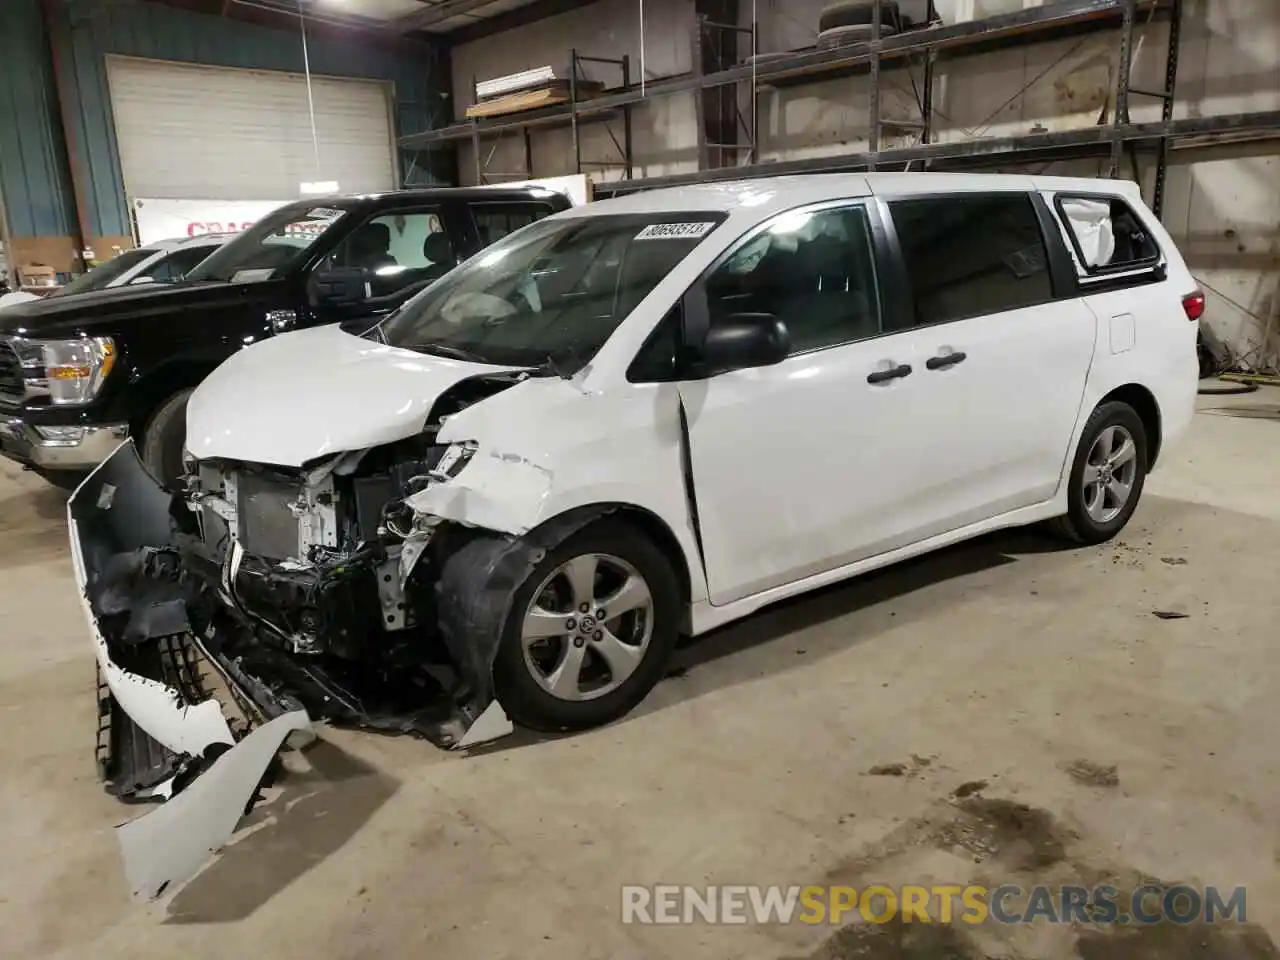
[186,324,526,467]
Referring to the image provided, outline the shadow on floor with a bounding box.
[163,739,398,924]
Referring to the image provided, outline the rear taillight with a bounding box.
[1182,290,1206,322]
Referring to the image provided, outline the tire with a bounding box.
[1049,401,1148,545]
[140,388,194,492]
[819,0,900,33]
[818,23,897,48]
[491,518,681,732]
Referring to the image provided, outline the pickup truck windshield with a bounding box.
[55,248,155,297]
[186,204,348,283]
[379,212,726,370]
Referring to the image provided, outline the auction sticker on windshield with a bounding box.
[635,222,718,240]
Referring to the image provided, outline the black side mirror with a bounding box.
[698,313,790,375]
[310,267,369,307]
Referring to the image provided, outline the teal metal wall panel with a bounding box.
[24,0,446,240]
[0,0,76,237]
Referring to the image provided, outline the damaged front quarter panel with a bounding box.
[405,443,555,536]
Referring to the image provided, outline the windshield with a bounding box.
[185,203,348,283]
[379,212,725,370]
[54,248,155,297]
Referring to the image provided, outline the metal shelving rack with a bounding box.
[462,49,635,183]
[406,0,1280,216]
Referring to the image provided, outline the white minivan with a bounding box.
[72,173,1201,793]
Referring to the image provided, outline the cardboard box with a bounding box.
[18,264,57,288]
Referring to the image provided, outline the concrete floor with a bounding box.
[1,388,1278,960]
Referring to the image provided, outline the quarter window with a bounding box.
[1056,195,1160,273]
[890,194,1052,326]
[704,204,882,355]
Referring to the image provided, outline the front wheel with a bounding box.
[140,388,194,492]
[492,519,681,732]
[1049,401,1148,545]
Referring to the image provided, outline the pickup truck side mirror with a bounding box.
[309,267,369,308]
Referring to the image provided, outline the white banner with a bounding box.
[478,174,592,207]
[132,198,292,245]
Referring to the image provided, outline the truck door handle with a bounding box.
[867,363,913,384]
[926,351,967,370]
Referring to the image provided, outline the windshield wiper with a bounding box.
[529,347,584,380]
[410,341,490,364]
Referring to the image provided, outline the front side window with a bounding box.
[890,194,1052,326]
[1057,195,1160,274]
[704,204,882,354]
[53,248,156,297]
[378,212,725,372]
[325,209,454,298]
[185,203,348,283]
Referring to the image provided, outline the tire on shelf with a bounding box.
[818,0,901,33]
[817,22,898,49]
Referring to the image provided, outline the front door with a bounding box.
[310,201,472,328]
[677,200,922,605]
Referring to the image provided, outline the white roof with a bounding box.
[573,172,1143,222]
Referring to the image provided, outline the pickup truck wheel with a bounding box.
[492,519,681,733]
[140,388,194,491]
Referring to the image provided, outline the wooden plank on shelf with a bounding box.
[466,81,605,120]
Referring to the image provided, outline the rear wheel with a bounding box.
[1049,401,1148,544]
[140,388,194,491]
[492,519,681,732]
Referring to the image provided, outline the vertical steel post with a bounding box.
[1108,0,1137,175]
[1152,0,1183,218]
[691,19,709,170]
[570,50,582,174]
[622,54,635,178]
[868,0,883,170]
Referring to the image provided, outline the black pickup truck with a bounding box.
[0,186,571,489]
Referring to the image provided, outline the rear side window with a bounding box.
[889,194,1052,326]
[472,201,558,246]
[1056,195,1160,274]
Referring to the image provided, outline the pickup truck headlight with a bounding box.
[34,337,117,406]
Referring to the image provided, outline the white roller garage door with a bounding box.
[105,55,397,202]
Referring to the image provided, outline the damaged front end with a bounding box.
[73,382,535,806]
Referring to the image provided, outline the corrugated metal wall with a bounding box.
[0,0,448,246]
[0,0,76,238]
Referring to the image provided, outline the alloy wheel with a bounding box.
[520,552,655,702]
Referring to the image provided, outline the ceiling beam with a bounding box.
[447,0,598,44]
[389,0,498,33]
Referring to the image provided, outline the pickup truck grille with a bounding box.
[0,344,24,403]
